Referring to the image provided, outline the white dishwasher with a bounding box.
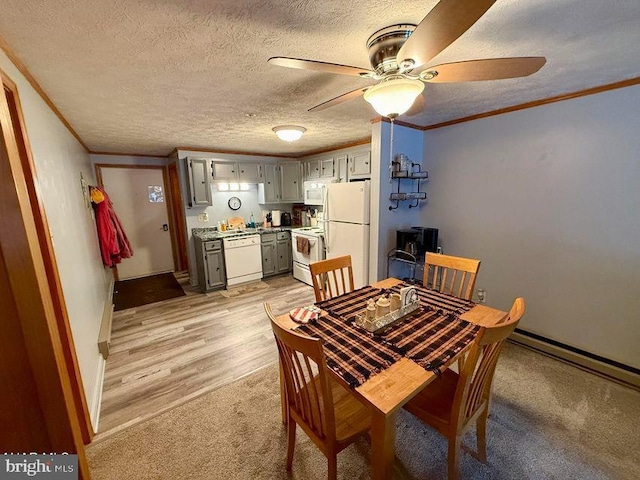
[223,234,262,287]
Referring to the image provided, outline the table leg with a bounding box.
[370,410,396,480]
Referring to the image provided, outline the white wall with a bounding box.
[370,122,425,281]
[421,85,640,368]
[1,52,112,427]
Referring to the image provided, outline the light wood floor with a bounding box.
[97,272,315,437]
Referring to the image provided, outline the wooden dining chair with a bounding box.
[264,303,371,480]
[423,253,481,301]
[403,297,525,480]
[309,255,355,302]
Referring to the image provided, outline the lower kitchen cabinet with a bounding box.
[194,237,226,291]
[276,232,292,273]
[262,231,292,277]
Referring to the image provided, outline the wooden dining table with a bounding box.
[274,277,508,479]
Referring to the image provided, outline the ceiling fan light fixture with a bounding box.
[363,78,424,118]
[272,125,306,142]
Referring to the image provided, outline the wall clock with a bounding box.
[228,196,241,210]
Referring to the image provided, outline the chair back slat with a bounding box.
[452,298,525,427]
[310,255,355,302]
[423,253,481,300]
[265,303,336,444]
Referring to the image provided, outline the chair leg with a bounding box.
[327,454,337,480]
[279,363,287,425]
[447,436,462,480]
[476,409,488,463]
[286,418,296,471]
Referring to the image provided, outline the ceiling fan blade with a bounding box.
[397,0,497,70]
[424,57,547,83]
[308,87,369,112]
[268,57,373,77]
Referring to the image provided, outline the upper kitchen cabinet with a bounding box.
[304,159,320,180]
[349,151,371,180]
[320,158,334,178]
[303,157,335,181]
[210,161,263,183]
[238,163,263,183]
[211,161,237,182]
[258,163,280,203]
[185,157,212,207]
[280,162,303,202]
[335,154,348,183]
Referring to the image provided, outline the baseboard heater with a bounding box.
[510,329,640,389]
[98,279,115,359]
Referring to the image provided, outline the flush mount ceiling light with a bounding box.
[273,125,306,142]
[363,77,424,119]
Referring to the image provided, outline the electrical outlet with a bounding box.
[477,288,486,304]
[197,212,209,222]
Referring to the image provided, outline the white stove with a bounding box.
[291,227,325,286]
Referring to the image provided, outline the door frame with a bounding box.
[95,163,179,279]
[1,72,91,473]
[168,162,188,271]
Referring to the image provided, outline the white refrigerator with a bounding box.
[324,181,370,289]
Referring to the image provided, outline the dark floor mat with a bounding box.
[113,273,185,311]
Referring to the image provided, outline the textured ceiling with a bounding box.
[0,0,639,156]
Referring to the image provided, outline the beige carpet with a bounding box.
[87,344,640,479]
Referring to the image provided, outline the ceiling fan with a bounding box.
[268,0,546,119]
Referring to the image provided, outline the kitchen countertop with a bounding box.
[192,226,296,241]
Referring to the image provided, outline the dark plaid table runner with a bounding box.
[378,308,479,372]
[296,312,401,388]
[297,282,479,388]
[315,285,383,319]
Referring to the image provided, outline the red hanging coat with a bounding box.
[92,186,133,267]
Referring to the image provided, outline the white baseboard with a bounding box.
[90,354,106,431]
[510,332,639,389]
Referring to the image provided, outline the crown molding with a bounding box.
[0,34,89,152]
[423,77,640,130]
[89,151,167,159]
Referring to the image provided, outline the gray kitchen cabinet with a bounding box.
[258,163,280,203]
[335,154,348,183]
[304,159,320,180]
[185,157,212,207]
[276,232,292,273]
[238,163,263,183]
[262,231,292,277]
[320,158,334,178]
[261,233,277,276]
[211,161,237,182]
[349,151,371,180]
[280,162,302,202]
[194,237,226,291]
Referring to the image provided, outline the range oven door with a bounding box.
[293,262,313,286]
[291,232,324,265]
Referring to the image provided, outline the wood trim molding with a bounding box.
[423,77,640,130]
[0,35,89,152]
[297,137,372,157]
[371,117,424,131]
[90,150,167,159]
[171,146,298,159]
[2,75,95,443]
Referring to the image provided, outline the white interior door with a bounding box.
[100,167,174,280]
